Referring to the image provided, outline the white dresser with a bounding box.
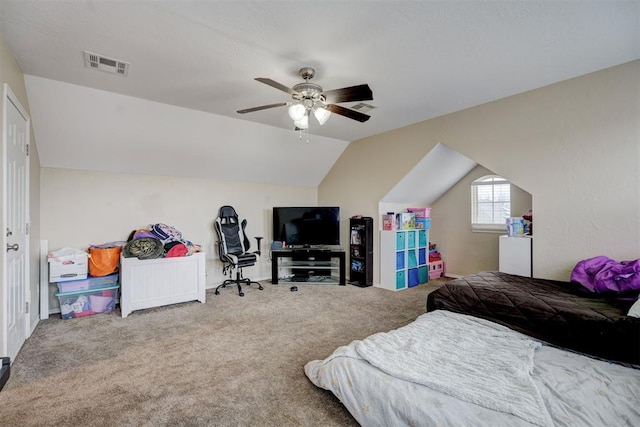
[498,235,532,277]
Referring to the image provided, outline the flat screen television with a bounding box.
[272,206,340,247]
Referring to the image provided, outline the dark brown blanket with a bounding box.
[426,271,640,365]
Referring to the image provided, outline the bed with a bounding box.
[305,272,640,426]
[427,271,639,365]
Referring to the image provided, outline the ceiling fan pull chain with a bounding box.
[297,127,310,143]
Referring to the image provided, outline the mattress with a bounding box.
[426,271,640,365]
[305,316,640,427]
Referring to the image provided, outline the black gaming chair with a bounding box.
[214,205,263,297]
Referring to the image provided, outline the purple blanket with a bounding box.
[571,256,640,295]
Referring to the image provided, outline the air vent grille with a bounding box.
[351,103,377,113]
[83,51,129,77]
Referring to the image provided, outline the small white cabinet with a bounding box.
[499,235,532,277]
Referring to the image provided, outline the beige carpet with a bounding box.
[0,279,447,426]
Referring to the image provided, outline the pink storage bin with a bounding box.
[407,207,431,218]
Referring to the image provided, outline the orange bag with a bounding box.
[88,243,123,277]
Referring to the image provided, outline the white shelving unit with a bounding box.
[379,228,430,291]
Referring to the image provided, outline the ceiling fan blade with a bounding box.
[237,102,287,114]
[323,84,373,104]
[255,78,298,95]
[326,104,371,122]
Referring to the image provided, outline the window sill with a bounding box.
[471,225,507,233]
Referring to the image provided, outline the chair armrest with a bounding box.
[254,237,263,256]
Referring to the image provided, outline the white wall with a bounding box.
[41,167,316,309]
[320,60,640,282]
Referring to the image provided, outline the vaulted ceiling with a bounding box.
[1,1,638,186]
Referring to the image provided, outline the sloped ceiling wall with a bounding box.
[382,143,477,205]
[25,75,349,187]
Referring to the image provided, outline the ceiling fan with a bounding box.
[237,67,373,129]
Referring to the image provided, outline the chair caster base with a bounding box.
[214,276,262,297]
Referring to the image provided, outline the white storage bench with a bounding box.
[120,252,206,318]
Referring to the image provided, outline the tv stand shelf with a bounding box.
[271,249,346,285]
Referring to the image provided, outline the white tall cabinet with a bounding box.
[499,235,532,277]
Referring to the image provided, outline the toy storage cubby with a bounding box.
[379,226,430,291]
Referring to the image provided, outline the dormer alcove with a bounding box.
[379,142,532,277]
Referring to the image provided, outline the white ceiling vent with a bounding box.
[83,51,129,76]
[351,103,377,113]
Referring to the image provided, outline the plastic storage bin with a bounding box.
[56,273,119,293]
[415,218,431,229]
[55,285,119,319]
[396,213,416,230]
[382,214,396,230]
[407,207,431,218]
[48,249,89,282]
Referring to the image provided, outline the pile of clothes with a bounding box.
[571,256,640,299]
[123,223,200,260]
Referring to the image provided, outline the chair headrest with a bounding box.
[219,205,238,219]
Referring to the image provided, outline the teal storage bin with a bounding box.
[407,231,416,249]
[396,232,406,250]
[418,230,428,247]
[419,266,429,283]
[395,270,406,290]
[407,250,418,268]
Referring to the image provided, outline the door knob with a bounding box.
[6,243,19,252]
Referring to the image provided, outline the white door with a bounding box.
[3,85,30,361]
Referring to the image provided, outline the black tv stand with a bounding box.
[271,248,346,285]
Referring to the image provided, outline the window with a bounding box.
[471,175,510,232]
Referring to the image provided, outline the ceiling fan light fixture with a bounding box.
[313,106,331,125]
[294,114,309,130]
[288,103,306,121]
[239,67,373,134]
